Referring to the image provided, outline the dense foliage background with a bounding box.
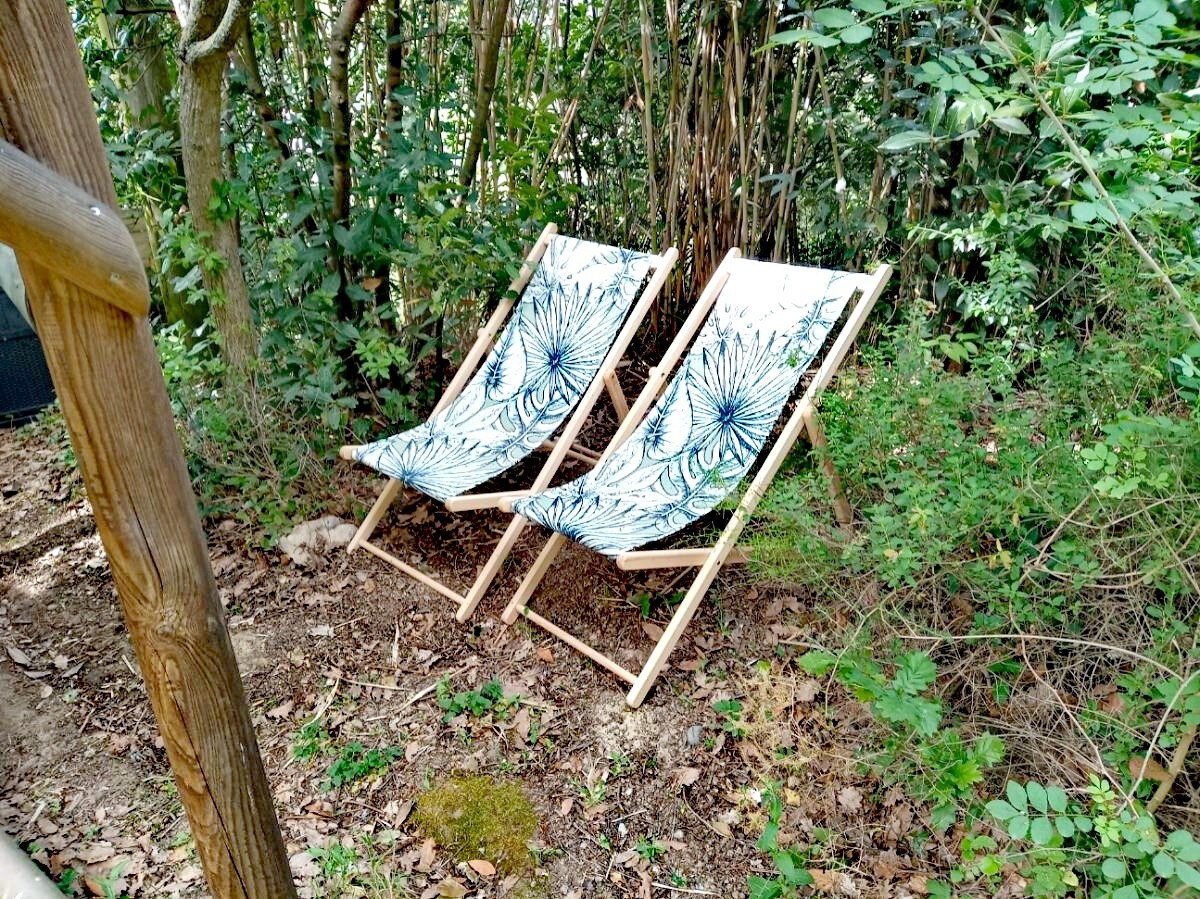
[66,0,1198,894]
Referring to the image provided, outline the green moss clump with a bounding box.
[414,775,538,875]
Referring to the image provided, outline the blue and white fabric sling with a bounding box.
[513,259,862,556]
[352,235,654,501]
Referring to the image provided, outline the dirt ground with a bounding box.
[1,422,938,898]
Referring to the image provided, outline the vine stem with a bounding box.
[970,5,1200,341]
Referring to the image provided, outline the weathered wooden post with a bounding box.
[0,2,297,896]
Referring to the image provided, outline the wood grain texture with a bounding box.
[0,140,149,316]
[0,3,296,897]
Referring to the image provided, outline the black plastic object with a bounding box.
[0,287,55,426]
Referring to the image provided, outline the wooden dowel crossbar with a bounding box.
[520,608,637,684]
[359,539,467,606]
[539,438,601,464]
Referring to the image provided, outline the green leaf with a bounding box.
[985,799,1018,821]
[1027,781,1048,813]
[812,7,858,29]
[880,131,932,151]
[796,650,837,676]
[757,821,779,852]
[1177,861,1200,889]
[892,652,938,694]
[1030,816,1054,845]
[974,732,1006,767]
[931,803,956,833]
[1007,814,1030,841]
[765,28,841,48]
[839,23,873,44]
[851,0,888,10]
[1006,781,1028,812]
[772,850,799,882]
[1054,815,1075,839]
[991,115,1031,135]
[1046,785,1068,813]
[1167,830,1200,862]
[1152,851,1175,878]
[1101,857,1127,882]
[747,875,784,899]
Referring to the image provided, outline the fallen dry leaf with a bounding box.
[1129,754,1169,783]
[837,785,863,813]
[6,644,31,666]
[467,858,496,876]
[536,646,555,663]
[417,838,436,872]
[435,877,468,897]
[796,678,819,703]
[673,767,701,788]
[641,621,664,642]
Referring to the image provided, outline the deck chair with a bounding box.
[339,223,679,622]
[498,250,893,707]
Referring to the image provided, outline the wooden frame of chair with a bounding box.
[340,222,680,623]
[499,258,894,707]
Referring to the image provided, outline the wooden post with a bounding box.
[0,4,296,898]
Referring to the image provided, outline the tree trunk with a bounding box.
[373,0,404,309]
[329,0,372,322]
[176,0,259,384]
[460,0,510,189]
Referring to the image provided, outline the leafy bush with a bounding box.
[986,777,1200,898]
[799,649,1004,831]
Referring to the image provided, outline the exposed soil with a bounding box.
[1,423,941,898]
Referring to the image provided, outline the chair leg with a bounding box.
[456,515,531,622]
[348,478,402,552]
[626,562,722,708]
[603,370,629,423]
[501,533,567,624]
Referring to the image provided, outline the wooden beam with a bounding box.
[0,140,149,317]
[0,4,296,898]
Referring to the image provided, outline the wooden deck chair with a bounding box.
[498,250,893,707]
[340,223,679,622]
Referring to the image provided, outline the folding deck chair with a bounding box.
[498,250,893,707]
[340,223,679,622]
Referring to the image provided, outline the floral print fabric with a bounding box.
[513,259,862,556]
[353,235,653,501]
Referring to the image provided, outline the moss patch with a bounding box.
[414,775,538,875]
